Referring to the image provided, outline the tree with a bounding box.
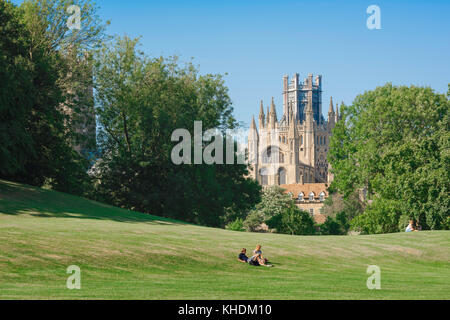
[225,218,245,232]
[19,0,108,155]
[20,0,107,53]
[242,186,291,232]
[266,204,315,235]
[320,191,363,234]
[329,84,450,233]
[319,212,350,235]
[251,186,293,220]
[350,198,402,234]
[92,36,260,227]
[0,0,107,195]
[0,0,34,176]
[243,211,264,232]
[244,186,315,235]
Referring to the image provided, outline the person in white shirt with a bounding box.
[405,220,418,232]
[251,245,272,267]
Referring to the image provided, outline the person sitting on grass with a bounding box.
[238,248,249,263]
[238,248,259,266]
[405,220,419,232]
[251,245,272,267]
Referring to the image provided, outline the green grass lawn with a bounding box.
[0,179,449,300]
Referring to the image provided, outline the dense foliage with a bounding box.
[225,218,245,232]
[0,0,99,195]
[91,36,261,227]
[318,212,349,235]
[2,0,447,234]
[319,192,362,235]
[245,186,315,235]
[266,203,315,235]
[0,0,260,227]
[328,84,450,233]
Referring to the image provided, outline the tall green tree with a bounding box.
[251,186,293,220]
[0,0,34,176]
[19,0,108,155]
[329,84,450,233]
[92,36,260,226]
[1,0,107,195]
[20,0,107,53]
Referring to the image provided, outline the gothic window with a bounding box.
[279,153,284,163]
[278,168,286,185]
[300,135,303,145]
[298,192,304,201]
[259,168,268,185]
[319,192,325,202]
[262,146,279,164]
[309,192,315,201]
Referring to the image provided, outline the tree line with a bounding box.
[0,0,261,227]
[1,0,448,234]
[327,84,450,233]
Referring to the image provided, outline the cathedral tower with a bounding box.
[248,73,338,186]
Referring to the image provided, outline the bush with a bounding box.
[255,186,293,220]
[225,218,245,232]
[267,204,315,235]
[323,191,364,223]
[350,198,402,234]
[445,216,450,230]
[243,211,264,232]
[320,217,341,235]
[319,212,349,235]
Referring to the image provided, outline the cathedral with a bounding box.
[247,73,340,186]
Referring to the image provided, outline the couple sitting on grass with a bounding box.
[238,245,272,267]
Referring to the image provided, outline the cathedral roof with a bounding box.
[280,183,328,199]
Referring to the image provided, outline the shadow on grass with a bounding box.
[0,179,188,225]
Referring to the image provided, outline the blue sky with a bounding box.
[15,0,450,127]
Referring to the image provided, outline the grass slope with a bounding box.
[0,179,449,300]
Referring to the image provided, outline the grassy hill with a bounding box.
[0,179,449,300]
